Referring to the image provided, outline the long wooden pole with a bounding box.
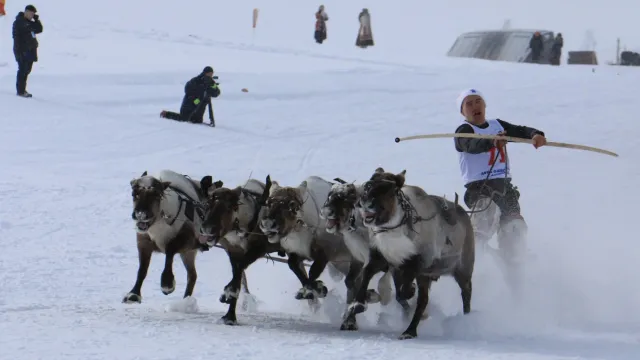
[394,133,619,158]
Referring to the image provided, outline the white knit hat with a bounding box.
[456,88,484,114]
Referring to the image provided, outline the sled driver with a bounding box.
[453,88,546,290]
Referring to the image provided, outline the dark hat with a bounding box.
[25,5,37,13]
[202,66,214,74]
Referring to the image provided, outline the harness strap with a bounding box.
[372,190,437,235]
[164,185,206,226]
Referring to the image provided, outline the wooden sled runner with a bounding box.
[394,133,619,158]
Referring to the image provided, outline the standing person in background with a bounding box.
[12,4,43,98]
[549,33,563,66]
[528,32,544,64]
[314,5,328,44]
[355,8,374,48]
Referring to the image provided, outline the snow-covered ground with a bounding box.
[1,1,639,359]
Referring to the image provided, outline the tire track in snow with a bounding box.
[105,27,436,73]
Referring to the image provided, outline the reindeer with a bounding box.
[198,175,285,325]
[345,167,475,340]
[258,176,384,309]
[123,170,213,304]
[320,179,420,331]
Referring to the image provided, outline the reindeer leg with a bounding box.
[453,269,472,314]
[399,275,432,340]
[220,250,243,304]
[159,239,184,296]
[241,271,249,294]
[391,269,413,319]
[160,250,177,295]
[344,261,364,305]
[304,252,329,300]
[123,235,154,303]
[220,252,245,326]
[341,249,388,331]
[179,250,198,298]
[285,253,311,299]
[394,256,421,320]
[221,243,273,325]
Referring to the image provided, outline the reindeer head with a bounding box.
[320,182,359,234]
[197,176,228,245]
[130,171,171,233]
[358,167,406,227]
[259,181,304,244]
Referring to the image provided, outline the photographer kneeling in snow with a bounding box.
[161,66,220,124]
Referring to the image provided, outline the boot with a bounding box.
[497,216,528,300]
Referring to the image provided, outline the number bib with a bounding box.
[458,119,510,184]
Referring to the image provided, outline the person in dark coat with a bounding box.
[549,33,563,65]
[12,4,43,98]
[160,66,221,124]
[529,32,544,63]
[314,5,328,44]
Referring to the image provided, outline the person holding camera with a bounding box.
[12,4,43,98]
[160,66,221,125]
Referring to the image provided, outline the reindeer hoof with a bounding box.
[221,314,238,326]
[161,278,176,295]
[122,292,141,304]
[295,287,307,300]
[348,302,366,315]
[366,289,381,304]
[219,288,239,304]
[340,320,358,331]
[317,285,328,298]
[311,280,328,298]
[398,332,416,340]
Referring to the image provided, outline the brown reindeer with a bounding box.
[198,175,286,325]
[123,170,217,304]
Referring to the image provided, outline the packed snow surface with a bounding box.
[1,0,639,359]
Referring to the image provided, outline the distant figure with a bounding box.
[529,32,544,63]
[160,66,221,125]
[549,33,563,65]
[314,5,328,44]
[355,8,374,48]
[12,4,43,98]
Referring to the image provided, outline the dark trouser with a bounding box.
[463,178,522,219]
[181,101,206,124]
[315,28,326,44]
[16,58,34,95]
[162,111,183,121]
[162,100,207,123]
[463,177,528,261]
[530,51,541,63]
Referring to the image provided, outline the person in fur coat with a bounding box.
[314,5,328,44]
[356,8,374,48]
